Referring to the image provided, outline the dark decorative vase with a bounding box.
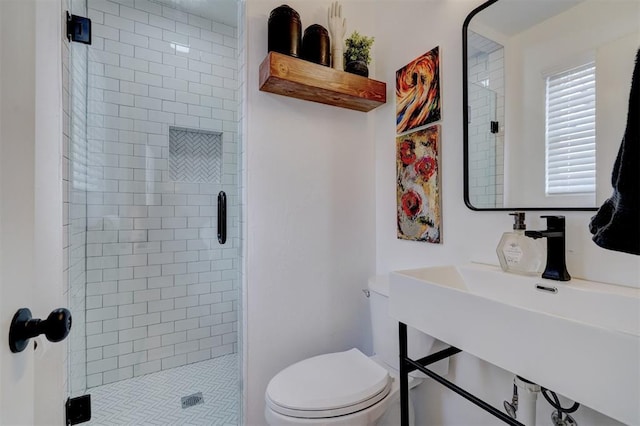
[268,5,302,57]
[345,60,369,77]
[300,24,330,66]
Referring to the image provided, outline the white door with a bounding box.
[1,0,67,424]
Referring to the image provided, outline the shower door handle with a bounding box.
[217,191,227,244]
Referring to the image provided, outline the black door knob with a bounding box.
[9,308,72,353]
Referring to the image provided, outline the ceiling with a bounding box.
[150,0,238,27]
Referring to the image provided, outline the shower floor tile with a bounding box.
[87,354,239,426]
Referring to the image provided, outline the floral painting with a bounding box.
[396,46,441,134]
[396,125,441,243]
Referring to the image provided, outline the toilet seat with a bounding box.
[265,348,391,419]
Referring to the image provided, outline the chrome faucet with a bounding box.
[524,215,571,281]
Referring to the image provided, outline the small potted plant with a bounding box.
[343,30,374,77]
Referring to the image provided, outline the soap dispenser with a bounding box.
[496,212,543,275]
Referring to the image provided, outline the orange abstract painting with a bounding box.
[396,46,441,134]
[396,125,441,243]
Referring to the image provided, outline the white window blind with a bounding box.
[545,62,596,195]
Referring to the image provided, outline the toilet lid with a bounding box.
[266,348,391,418]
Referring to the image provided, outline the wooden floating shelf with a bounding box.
[259,51,386,112]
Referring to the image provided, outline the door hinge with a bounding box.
[66,12,92,45]
[65,395,91,425]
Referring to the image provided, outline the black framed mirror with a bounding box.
[463,0,639,211]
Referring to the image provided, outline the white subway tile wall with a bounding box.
[82,0,239,388]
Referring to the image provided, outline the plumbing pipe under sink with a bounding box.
[516,376,540,426]
[507,376,541,426]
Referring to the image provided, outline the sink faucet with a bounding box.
[524,215,571,281]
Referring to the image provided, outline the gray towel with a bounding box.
[589,48,640,255]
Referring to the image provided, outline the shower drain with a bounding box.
[181,392,204,409]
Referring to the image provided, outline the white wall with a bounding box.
[375,0,640,289]
[245,1,376,423]
[244,0,639,424]
[34,2,66,421]
[374,0,639,425]
[0,1,37,422]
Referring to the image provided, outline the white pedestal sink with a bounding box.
[389,263,640,425]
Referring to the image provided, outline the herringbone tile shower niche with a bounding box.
[170,128,223,184]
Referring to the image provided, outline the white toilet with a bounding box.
[264,275,449,425]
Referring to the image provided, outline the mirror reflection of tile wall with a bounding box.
[467,31,504,208]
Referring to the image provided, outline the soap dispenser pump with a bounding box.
[496,212,543,275]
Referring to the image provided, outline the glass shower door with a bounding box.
[66,0,242,423]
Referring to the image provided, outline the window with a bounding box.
[545,61,596,195]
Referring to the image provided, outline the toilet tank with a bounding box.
[368,275,449,375]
